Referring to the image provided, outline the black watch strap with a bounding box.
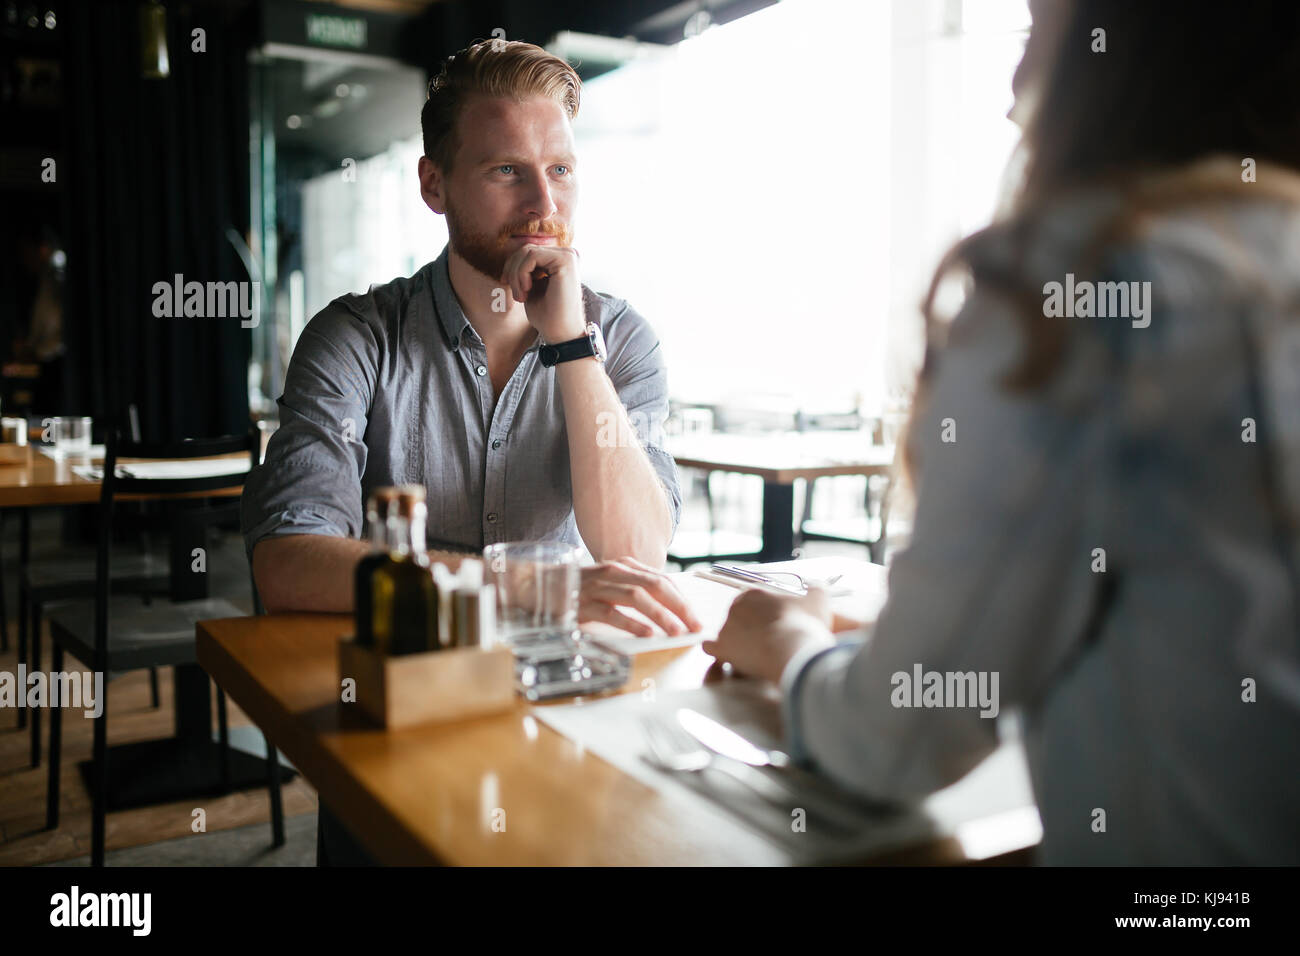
[538,332,596,367]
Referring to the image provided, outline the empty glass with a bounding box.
[483,542,581,649]
[54,416,92,454]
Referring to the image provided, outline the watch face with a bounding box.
[588,322,607,362]
[540,323,605,367]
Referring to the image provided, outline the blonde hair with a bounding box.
[421,39,581,172]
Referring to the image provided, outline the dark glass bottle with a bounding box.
[354,487,398,647]
[371,485,439,656]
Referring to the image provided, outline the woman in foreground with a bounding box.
[708,0,1300,864]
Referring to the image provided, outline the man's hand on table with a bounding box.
[703,587,839,684]
[578,557,703,637]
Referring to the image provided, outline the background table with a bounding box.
[0,446,104,507]
[0,446,247,507]
[0,446,268,805]
[667,431,895,562]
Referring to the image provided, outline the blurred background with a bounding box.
[0,0,1032,566]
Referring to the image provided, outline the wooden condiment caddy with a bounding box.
[339,638,516,730]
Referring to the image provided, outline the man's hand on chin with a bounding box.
[500,243,587,343]
[578,557,704,637]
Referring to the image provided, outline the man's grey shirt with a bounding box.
[241,246,682,558]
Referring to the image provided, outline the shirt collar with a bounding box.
[427,245,473,352]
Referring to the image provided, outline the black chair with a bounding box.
[798,467,898,564]
[666,470,766,569]
[793,408,898,565]
[14,405,169,761]
[44,428,283,866]
[664,401,780,569]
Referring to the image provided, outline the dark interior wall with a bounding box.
[1,1,67,415]
[60,0,254,442]
[405,0,778,71]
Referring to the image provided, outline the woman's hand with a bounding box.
[703,586,837,684]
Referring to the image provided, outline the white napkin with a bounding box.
[71,459,250,481]
[534,680,1040,864]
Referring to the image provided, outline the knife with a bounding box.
[676,708,881,832]
[677,708,793,769]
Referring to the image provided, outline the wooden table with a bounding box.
[197,564,1038,866]
[0,446,245,507]
[667,431,895,562]
[0,446,104,507]
[0,446,267,803]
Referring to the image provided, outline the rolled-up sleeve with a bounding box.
[600,298,683,534]
[241,301,379,556]
[782,287,1108,804]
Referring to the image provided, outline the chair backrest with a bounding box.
[713,405,797,434]
[101,430,258,499]
[795,409,864,432]
[91,425,259,669]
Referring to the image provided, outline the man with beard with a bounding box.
[243,38,699,864]
[243,38,699,634]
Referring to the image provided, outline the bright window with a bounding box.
[574,0,1030,414]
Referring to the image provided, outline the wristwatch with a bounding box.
[538,321,607,368]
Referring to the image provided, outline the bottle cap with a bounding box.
[366,486,399,515]
[395,484,427,516]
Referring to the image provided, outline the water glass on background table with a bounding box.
[483,542,581,649]
[54,416,92,455]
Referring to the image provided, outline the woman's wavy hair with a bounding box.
[904,0,1300,479]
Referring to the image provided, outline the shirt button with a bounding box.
[486,513,498,522]
[475,364,487,376]
[491,439,502,449]
[450,336,459,350]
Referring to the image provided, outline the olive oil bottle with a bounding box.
[354,487,399,647]
[370,485,439,655]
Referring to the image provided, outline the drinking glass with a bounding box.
[55,416,92,454]
[483,542,581,649]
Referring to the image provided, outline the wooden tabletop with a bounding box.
[667,431,895,483]
[199,614,790,865]
[0,448,247,508]
[196,563,1035,866]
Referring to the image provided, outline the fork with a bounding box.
[640,715,788,801]
[640,716,864,835]
[709,564,844,592]
[765,570,844,590]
